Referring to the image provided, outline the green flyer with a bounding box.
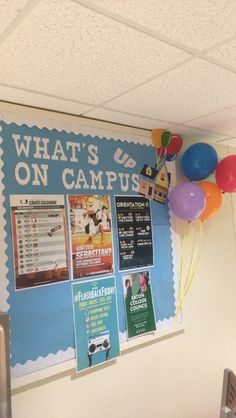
[123,271,156,339]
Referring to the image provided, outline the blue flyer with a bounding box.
[72,276,120,372]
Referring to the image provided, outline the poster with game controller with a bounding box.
[10,194,69,290]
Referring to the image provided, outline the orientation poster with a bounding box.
[115,195,153,271]
[68,195,114,279]
[72,276,120,372]
[123,271,156,339]
[10,194,69,289]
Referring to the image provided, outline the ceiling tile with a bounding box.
[0,0,189,106]
[83,108,174,129]
[0,0,31,36]
[170,125,231,144]
[216,138,236,148]
[184,107,236,137]
[105,58,236,123]
[207,38,236,70]
[0,84,92,114]
[90,0,236,51]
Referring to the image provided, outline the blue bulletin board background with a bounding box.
[0,115,176,377]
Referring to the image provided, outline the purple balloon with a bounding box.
[168,182,206,221]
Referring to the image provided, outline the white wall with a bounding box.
[1,103,236,418]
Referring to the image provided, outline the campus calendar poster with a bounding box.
[68,195,114,279]
[123,271,156,339]
[115,195,153,271]
[72,276,120,372]
[10,195,69,289]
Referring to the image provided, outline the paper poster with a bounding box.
[123,271,156,339]
[72,276,120,372]
[115,195,153,271]
[68,195,114,279]
[10,195,69,289]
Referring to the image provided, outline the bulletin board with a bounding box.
[0,109,179,378]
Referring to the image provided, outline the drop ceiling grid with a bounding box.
[102,59,236,121]
[207,39,236,71]
[183,107,236,137]
[73,0,236,141]
[0,0,235,106]
[83,106,236,146]
[83,0,236,51]
[0,0,189,105]
[219,138,236,147]
[167,124,233,144]
[0,0,32,36]
[0,84,93,115]
[0,0,235,147]
[83,107,176,130]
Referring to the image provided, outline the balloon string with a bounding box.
[175,221,203,321]
[174,221,203,324]
[156,153,162,170]
[174,221,189,324]
[176,248,203,320]
[176,222,188,318]
[159,156,167,170]
[183,221,202,293]
[182,223,203,298]
[183,255,202,301]
[174,224,198,321]
[156,154,168,170]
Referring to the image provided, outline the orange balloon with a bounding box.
[197,181,223,222]
[151,129,166,149]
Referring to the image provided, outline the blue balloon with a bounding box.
[181,143,218,181]
[166,153,177,161]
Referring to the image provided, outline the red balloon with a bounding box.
[215,155,236,192]
[157,146,167,158]
[167,134,183,155]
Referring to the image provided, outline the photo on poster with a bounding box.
[123,270,156,339]
[115,195,153,271]
[10,195,69,290]
[68,195,114,279]
[72,276,120,372]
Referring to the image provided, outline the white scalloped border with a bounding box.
[0,122,10,312]
[11,347,75,379]
[167,161,182,324]
[0,110,181,379]
[0,110,153,146]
